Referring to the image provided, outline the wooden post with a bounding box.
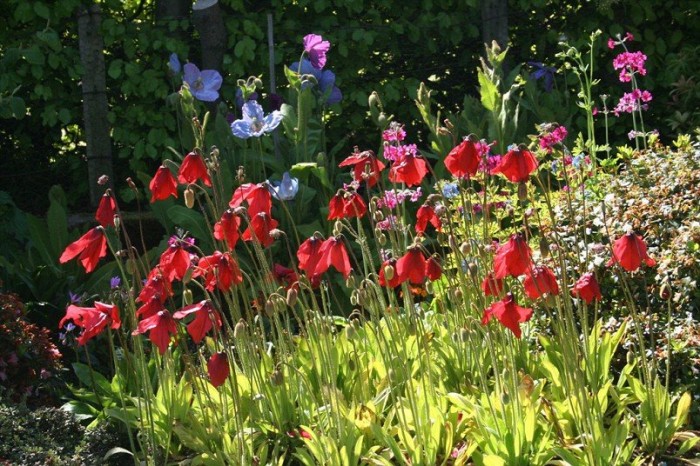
[267,13,280,158]
[192,0,227,72]
[77,4,113,208]
[481,0,509,50]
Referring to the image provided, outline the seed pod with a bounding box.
[126,258,136,275]
[286,287,298,307]
[184,187,195,208]
[234,319,247,339]
[183,288,193,305]
[383,264,395,281]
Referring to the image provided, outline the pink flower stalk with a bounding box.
[613,51,647,82]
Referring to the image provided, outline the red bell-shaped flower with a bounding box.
[415,204,441,235]
[95,192,117,228]
[481,293,533,339]
[178,151,212,187]
[396,248,428,285]
[297,236,324,279]
[195,251,243,292]
[207,352,230,388]
[173,300,222,344]
[571,272,602,304]
[493,233,532,279]
[493,147,538,183]
[425,255,442,281]
[316,236,352,278]
[606,232,656,272]
[59,301,120,346]
[133,310,177,355]
[229,183,272,217]
[339,149,386,187]
[444,138,481,179]
[158,243,191,283]
[214,209,241,249]
[388,153,428,187]
[378,258,401,288]
[242,212,278,247]
[150,165,178,203]
[138,268,173,304]
[59,227,108,273]
[523,266,559,299]
[481,272,504,297]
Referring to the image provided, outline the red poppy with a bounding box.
[136,295,165,319]
[158,243,191,283]
[214,209,241,249]
[388,153,428,187]
[95,192,117,228]
[207,352,230,388]
[272,263,299,290]
[229,183,272,217]
[177,151,211,187]
[132,310,177,355]
[297,236,324,278]
[493,147,538,183]
[523,265,559,299]
[59,301,120,346]
[571,272,602,304]
[444,138,481,178]
[378,258,401,288]
[396,248,428,285]
[481,293,533,339]
[149,165,178,203]
[493,233,532,279]
[173,300,222,344]
[316,236,352,278]
[137,269,173,304]
[415,204,441,234]
[328,193,346,220]
[342,192,367,219]
[606,232,656,272]
[59,227,108,273]
[426,255,442,281]
[195,251,243,292]
[242,212,279,247]
[338,149,386,187]
[481,272,504,297]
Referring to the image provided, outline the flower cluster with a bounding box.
[538,124,568,153]
[612,51,648,82]
[613,89,653,116]
[376,188,423,209]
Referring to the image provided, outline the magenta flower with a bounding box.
[613,89,652,116]
[303,34,330,70]
[612,51,647,82]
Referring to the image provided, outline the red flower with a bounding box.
[242,212,279,247]
[150,165,178,202]
[173,300,222,344]
[523,266,559,299]
[59,301,120,346]
[493,147,538,183]
[158,243,191,283]
[493,233,532,279]
[177,151,211,186]
[207,352,230,388]
[316,236,352,278]
[426,255,442,281]
[415,204,441,234]
[136,295,165,319]
[388,153,428,187]
[297,236,324,278]
[338,149,386,187]
[571,272,602,304]
[272,263,299,290]
[481,272,504,297]
[195,251,243,292]
[229,183,272,217]
[481,293,533,339]
[328,191,367,220]
[59,227,108,273]
[95,192,117,228]
[606,232,656,272]
[444,138,481,178]
[396,248,428,285]
[214,209,241,249]
[132,310,177,355]
[138,269,173,304]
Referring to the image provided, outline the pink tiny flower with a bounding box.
[607,38,616,49]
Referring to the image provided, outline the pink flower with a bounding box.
[303,34,330,70]
[538,125,568,153]
[613,51,647,82]
[608,38,616,49]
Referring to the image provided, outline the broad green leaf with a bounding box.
[477,69,499,112]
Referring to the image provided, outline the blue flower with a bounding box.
[183,63,222,102]
[110,276,121,289]
[290,59,342,105]
[528,62,557,93]
[168,53,181,74]
[235,88,258,110]
[268,172,299,201]
[231,101,283,139]
[572,153,585,168]
[442,182,459,199]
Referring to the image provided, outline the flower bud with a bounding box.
[113,215,121,230]
[184,187,195,208]
[373,211,384,222]
[659,283,672,301]
[377,233,386,245]
[383,264,395,281]
[286,287,298,307]
[436,126,451,136]
[345,325,356,340]
[539,237,550,258]
[460,241,471,255]
[468,262,479,280]
[269,229,285,240]
[183,288,193,305]
[449,235,458,252]
[265,299,275,316]
[97,175,110,185]
[333,221,342,237]
[345,275,356,289]
[234,319,247,339]
[237,166,245,182]
[270,369,284,386]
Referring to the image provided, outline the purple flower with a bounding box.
[231,101,283,139]
[303,34,331,70]
[110,276,121,289]
[168,53,181,74]
[291,59,342,105]
[183,63,222,102]
[528,62,556,92]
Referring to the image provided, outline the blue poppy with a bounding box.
[290,58,342,105]
[528,62,556,93]
[183,63,222,102]
[268,172,299,201]
[231,101,283,139]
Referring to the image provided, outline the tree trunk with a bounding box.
[192,0,227,73]
[481,0,509,50]
[77,4,113,208]
[155,0,189,41]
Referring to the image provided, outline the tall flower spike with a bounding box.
[59,227,108,273]
[606,232,656,272]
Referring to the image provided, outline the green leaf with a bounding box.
[72,362,113,398]
[103,447,134,460]
[10,96,25,118]
[477,69,499,112]
[33,2,50,19]
[23,46,45,66]
[108,59,123,79]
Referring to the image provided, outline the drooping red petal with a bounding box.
[59,301,120,346]
[339,150,385,187]
[158,245,191,282]
[207,352,230,387]
[378,259,401,288]
[444,139,481,178]
[607,232,656,272]
[481,272,504,297]
[415,205,441,234]
[229,183,272,217]
[59,227,108,273]
[138,269,173,304]
[133,310,177,355]
[297,236,323,277]
[328,194,345,220]
[242,212,278,247]
[493,233,532,279]
[95,193,117,228]
[396,248,428,285]
[571,272,602,304]
[178,151,212,186]
[481,293,533,339]
[425,255,442,281]
[149,166,178,203]
[342,192,367,219]
[214,210,241,249]
[174,300,221,344]
[493,147,538,183]
[388,153,428,187]
[317,237,352,278]
[523,266,559,299]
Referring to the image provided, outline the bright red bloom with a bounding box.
[173,300,222,344]
[272,263,299,290]
[138,269,173,304]
[606,232,656,272]
[481,272,504,297]
[338,149,386,187]
[207,352,230,388]
[328,193,345,220]
[396,248,428,285]
[195,251,243,292]
[242,212,278,247]
[481,293,533,339]
[388,153,428,187]
[523,265,559,299]
[444,138,481,178]
[59,301,120,346]
[493,233,532,279]
[95,192,117,228]
[158,243,191,282]
[177,151,211,187]
[59,227,108,273]
[426,255,442,281]
[328,191,367,220]
[316,236,352,278]
[132,310,177,355]
[571,272,602,304]
[150,165,178,203]
[229,183,272,217]
[415,204,441,234]
[297,236,324,278]
[214,209,241,249]
[136,295,165,319]
[493,147,538,183]
[378,258,401,288]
